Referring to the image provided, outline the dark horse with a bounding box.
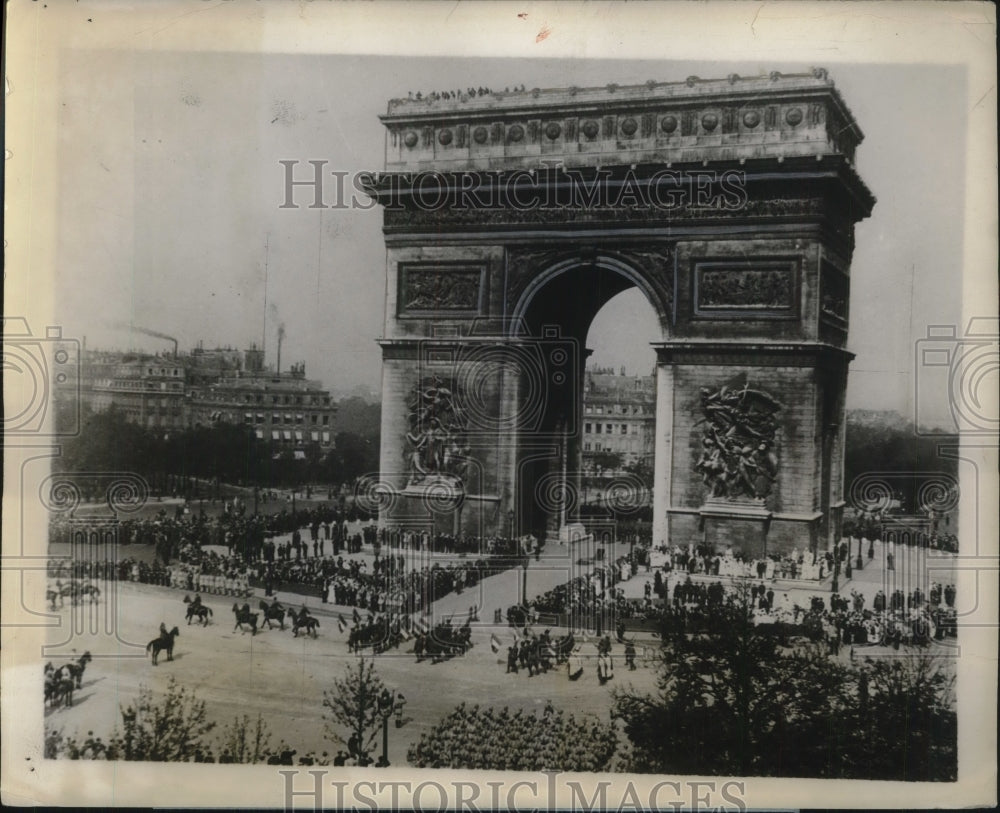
[45,671,76,708]
[147,627,180,665]
[259,600,286,631]
[185,603,213,626]
[183,595,213,626]
[64,651,93,688]
[291,609,319,638]
[232,603,259,635]
[44,661,83,708]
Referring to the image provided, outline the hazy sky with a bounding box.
[54,53,966,420]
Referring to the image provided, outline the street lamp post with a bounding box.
[376,688,406,767]
[522,555,529,607]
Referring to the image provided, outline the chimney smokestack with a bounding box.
[277,324,285,374]
[112,323,179,358]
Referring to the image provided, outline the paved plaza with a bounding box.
[43,524,958,768]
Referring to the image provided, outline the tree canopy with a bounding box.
[612,587,956,780]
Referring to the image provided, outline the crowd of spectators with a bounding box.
[656,542,836,581]
[651,573,960,652]
[504,554,657,631]
[48,506,528,615]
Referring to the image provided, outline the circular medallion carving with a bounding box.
[701,113,719,132]
[582,120,599,139]
[403,131,418,148]
[545,122,561,140]
[786,107,803,126]
[438,129,453,146]
[621,117,638,137]
[508,124,524,143]
[742,110,760,128]
[472,126,488,144]
[661,115,678,134]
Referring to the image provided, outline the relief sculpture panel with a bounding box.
[405,376,473,487]
[694,261,798,318]
[694,381,782,500]
[399,264,484,315]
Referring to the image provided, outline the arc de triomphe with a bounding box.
[366,70,874,561]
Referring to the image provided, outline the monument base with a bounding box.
[383,477,499,537]
[699,498,773,560]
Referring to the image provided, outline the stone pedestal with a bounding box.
[384,478,502,538]
[700,498,772,560]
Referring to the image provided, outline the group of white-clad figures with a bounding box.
[665,544,828,581]
[168,565,252,597]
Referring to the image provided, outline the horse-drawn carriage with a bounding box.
[414,621,473,663]
[44,652,92,708]
[347,616,400,652]
[47,579,100,610]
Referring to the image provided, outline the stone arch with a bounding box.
[504,252,668,541]
[509,252,672,340]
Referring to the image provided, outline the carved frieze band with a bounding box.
[693,259,799,319]
[398,263,486,316]
[384,197,827,231]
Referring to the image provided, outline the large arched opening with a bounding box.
[509,255,669,542]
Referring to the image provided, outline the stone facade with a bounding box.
[373,71,874,556]
[69,347,337,447]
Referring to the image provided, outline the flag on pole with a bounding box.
[352,607,361,624]
[337,614,347,633]
[546,643,557,659]
[490,633,502,653]
[512,629,520,643]
[399,626,411,641]
[414,617,429,635]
